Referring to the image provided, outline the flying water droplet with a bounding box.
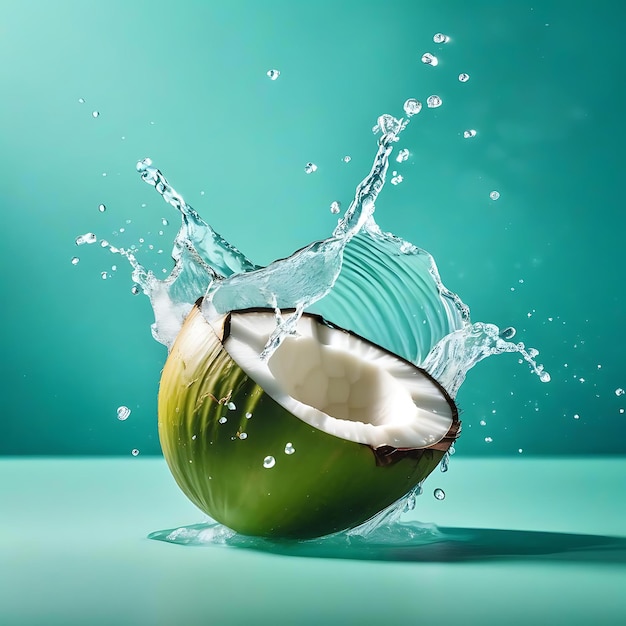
[263,456,276,468]
[71,257,80,265]
[78,97,85,104]
[458,73,470,82]
[101,272,108,280]
[330,201,341,214]
[284,442,295,455]
[463,129,477,138]
[421,53,438,66]
[131,284,140,295]
[75,232,97,246]
[396,148,410,163]
[227,401,236,410]
[162,218,169,226]
[427,95,442,108]
[485,436,493,443]
[304,162,318,174]
[616,388,625,396]
[490,191,500,200]
[92,111,99,118]
[403,98,422,116]
[266,69,280,80]
[342,156,351,163]
[434,488,446,500]
[433,33,450,44]
[391,174,403,185]
[131,449,140,456]
[245,412,253,419]
[117,406,131,421]
[218,417,227,424]
[238,432,248,440]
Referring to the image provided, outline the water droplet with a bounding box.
[574,414,580,420]
[238,432,248,440]
[463,129,477,138]
[404,493,416,512]
[117,406,131,421]
[267,69,280,80]
[101,272,108,280]
[304,162,318,174]
[433,33,450,44]
[440,452,449,472]
[490,190,500,200]
[374,114,403,136]
[131,449,139,456]
[78,98,85,104]
[330,201,341,214]
[620,409,624,414]
[218,417,227,424]
[458,73,470,82]
[616,388,625,396]
[245,412,253,419]
[434,488,446,500]
[480,420,487,426]
[136,157,153,171]
[71,257,80,265]
[403,98,422,116]
[396,148,410,163]
[162,218,169,226]
[92,111,99,118]
[390,174,403,185]
[263,456,276,468]
[485,436,493,443]
[500,326,516,339]
[426,95,442,108]
[518,448,523,454]
[284,442,295,455]
[131,284,140,295]
[75,232,97,246]
[539,371,551,383]
[421,53,438,66]
[98,203,106,213]
[227,401,236,410]
[342,156,351,163]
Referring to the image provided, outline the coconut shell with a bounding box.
[158,303,460,539]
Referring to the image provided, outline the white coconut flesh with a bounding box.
[215,309,455,450]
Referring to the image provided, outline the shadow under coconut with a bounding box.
[148,521,626,565]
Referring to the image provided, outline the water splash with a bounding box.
[103,105,549,546]
[119,110,547,399]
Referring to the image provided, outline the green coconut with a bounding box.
[158,302,460,539]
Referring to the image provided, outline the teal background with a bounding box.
[1,0,625,457]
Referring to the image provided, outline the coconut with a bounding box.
[158,301,460,539]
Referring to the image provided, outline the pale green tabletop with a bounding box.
[1,457,624,625]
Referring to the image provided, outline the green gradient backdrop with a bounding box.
[0,0,624,456]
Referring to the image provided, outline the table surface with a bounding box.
[1,457,625,625]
